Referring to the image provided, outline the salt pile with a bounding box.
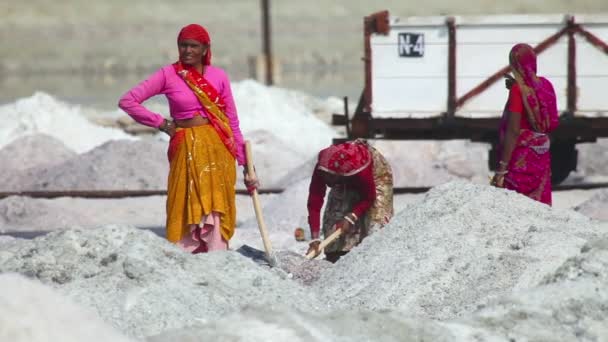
[0,131,302,192]
[0,195,166,233]
[0,134,76,172]
[314,181,606,320]
[147,306,456,342]
[0,225,324,338]
[236,129,307,188]
[0,273,134,342]
[373,140,490,187]
[1,134,77,192]
[0,84,337,190]
[458,237,608,341]
[148,238,608,342]
[574,139,608,182]
[233,80,337,156]
[1,182,608,341]
[2,139,168,191]
[0,92,135,153]
[575,189,608,221]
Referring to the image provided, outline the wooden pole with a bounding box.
[261,0,274,85]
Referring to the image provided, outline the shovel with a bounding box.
[245,141,277,266]
[305,228,342,259]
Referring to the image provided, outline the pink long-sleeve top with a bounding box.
[118,64,246,165]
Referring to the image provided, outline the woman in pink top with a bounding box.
[118,24,258,253]
[491,43,559,205]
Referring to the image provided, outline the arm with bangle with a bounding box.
[493,113,521,187]
[158,119,176,136]
[493,85,523,187]
[339,165,375,232]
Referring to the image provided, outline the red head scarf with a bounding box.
[177,24,212,65]
[317,141,371,176]
[509,43,559,133]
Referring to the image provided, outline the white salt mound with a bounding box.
[575,189,608,221]
[372,140,489,187]
[15,139,168,191]
[459,237,608,341]
[0,235,16,245]
[0,195,166,233]
[233,80,336,157]
[0,273,134,342]
[148,238,608,342]
[577,139,608,179]
[275,156,317,188]
[1,134,78,192]
[315,181,606,320]
[0,225,323,338]
[0,133,76,172]
[147,306,457,342]
[0,92,135,153]
[236,129,306,188]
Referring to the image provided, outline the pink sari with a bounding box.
[499,44,559,205]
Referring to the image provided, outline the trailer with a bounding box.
[333,11,608,184]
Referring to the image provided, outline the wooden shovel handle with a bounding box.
[305,228,342,259]
[245,141,274,259]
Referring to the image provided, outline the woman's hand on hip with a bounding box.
[165,125,176,137]
[160,119,176,137]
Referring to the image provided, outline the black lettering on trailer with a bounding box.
[398,33,424,57]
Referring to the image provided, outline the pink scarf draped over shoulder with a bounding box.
[499,44,560,205]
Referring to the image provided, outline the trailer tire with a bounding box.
[550,142,577,185]
[489,142,577,185]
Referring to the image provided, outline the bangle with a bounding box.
[344,216,355,225]
[495,170,508,175]
[159,119,167,132]
[159,119,174,133]
[498,160,508,166]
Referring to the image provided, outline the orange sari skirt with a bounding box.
[166,125,236,243]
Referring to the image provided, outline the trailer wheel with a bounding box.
[550,142,577,185]
[489,142,577,185]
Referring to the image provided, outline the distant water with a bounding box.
[3,1,607,110]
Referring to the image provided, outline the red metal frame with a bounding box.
[455,26,568,109]
[577,25,608,53]
[346,12,608,142]
[363,10,389,113]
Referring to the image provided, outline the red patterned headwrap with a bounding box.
[509,43,558,133]
[177,24,212,65]
[317,141,371,176]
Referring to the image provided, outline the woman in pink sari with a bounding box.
[491,43,560,205]
[119,24,258,253]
